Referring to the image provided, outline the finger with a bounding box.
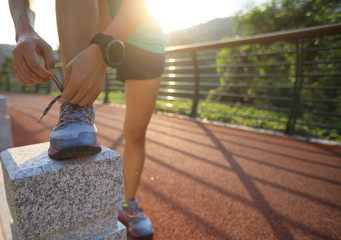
[58,68,72,104]
[62,65,71,88]
[12,59,37,85]
[76,89,98,107]
[59,66,71,101]
[59,86,77,104]
[70,90,88,106]
[13,69,32,86]
[15,57,50,84]
[23,47,53,79]
[59,78,80,104]
[90,89,102,105]
[37,43,55,74]
[89,94,99,105]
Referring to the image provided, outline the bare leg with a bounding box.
[55,0,99,67]
[123,77,161,202]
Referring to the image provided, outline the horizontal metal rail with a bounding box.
[166,24,341,53]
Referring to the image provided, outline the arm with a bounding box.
[59,0,149,106]
[9,0,55,86]
[103,0,148,42]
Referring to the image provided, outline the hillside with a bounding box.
[165,17,237,46]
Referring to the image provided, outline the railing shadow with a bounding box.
[5,93,340,240]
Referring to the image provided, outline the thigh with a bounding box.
[124,77,161,136]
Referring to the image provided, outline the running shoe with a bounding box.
[118,199,154,239]
[38,74,101,160]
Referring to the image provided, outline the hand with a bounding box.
[12,32,55,86]
[59,44,107,107]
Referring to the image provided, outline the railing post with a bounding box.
[35,84,40,93]
[285,38,304,134]
[190,51,200,118]
[104,71,110,103]
[6,73,10,92]
[46,81,51,94]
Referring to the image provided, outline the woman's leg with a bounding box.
[123,77,161,202]
[55,0,100,67]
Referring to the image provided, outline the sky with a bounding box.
[1,0,269,49]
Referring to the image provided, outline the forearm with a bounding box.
[9,0,36,41]
[104,0,148,42]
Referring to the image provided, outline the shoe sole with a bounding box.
[49,145,102,160]
[118,218,153,240]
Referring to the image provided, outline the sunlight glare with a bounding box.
[147,0,215,33]
[32,0,58,49]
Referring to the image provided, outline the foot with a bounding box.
[48,103,101,160]
[118,199,153,239]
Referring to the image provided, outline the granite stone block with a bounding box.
[93,222,126,240]
[11,217,126,240]
[1,142,125,240]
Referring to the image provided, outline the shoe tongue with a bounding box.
[58,103,93,126]
[69,104,84,111]
[64,103,91,116]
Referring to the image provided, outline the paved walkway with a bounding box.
[1,92,341,240]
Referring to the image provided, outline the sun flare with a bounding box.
[147,0,211,33]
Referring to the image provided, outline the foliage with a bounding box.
[212,0,341,136]
[99,91,341,141]
[235,0,341,35]
[0,55,13,91]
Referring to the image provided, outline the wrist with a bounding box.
[15,10,36,42]
[89,44,107,67]
[89,33,125,68]
[16,26,36,42]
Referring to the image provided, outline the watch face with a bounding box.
[106,40,125,67]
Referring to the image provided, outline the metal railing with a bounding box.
[106,24,341,141]
[1,24,341,141]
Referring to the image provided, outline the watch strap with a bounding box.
[90,33,114,65]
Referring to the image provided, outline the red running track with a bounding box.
[3,92,341,240]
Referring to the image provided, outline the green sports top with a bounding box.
[108,0,166,54]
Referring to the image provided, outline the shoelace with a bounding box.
[38,74,93,129]
[38,74,64,123]
[55,104,93,130]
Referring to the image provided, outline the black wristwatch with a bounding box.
[90,33,125,68]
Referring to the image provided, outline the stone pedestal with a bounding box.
[0,95,13,152]
[0,142,126,240]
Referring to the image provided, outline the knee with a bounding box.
[124,125,147,147]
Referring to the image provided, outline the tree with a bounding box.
[211,0,341,139]
[0,55,13,91]
[235,0,340,35]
